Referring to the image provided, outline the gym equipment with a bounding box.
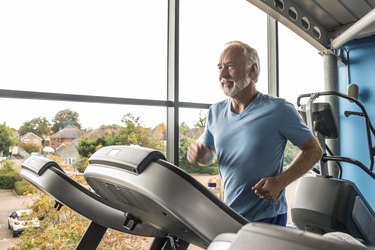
[292,90,375,246]
[20,156,167,249]
[21,144,375,249]
[206,223,370,250]
[83,145,248,249]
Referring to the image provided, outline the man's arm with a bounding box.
[252,136,322,201]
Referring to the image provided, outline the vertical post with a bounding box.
[76,221,107,250]
[322,50,340,177]
[166,0,179,165]
[267,16,279,97]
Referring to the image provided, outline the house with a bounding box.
[50,127,87,149]
[19,132,43,148]
[55,141,80,166]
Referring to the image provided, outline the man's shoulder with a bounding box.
[257,93,290,109]
[258,92,287,104]
[210,99,230,110]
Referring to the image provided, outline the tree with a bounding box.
[18,117,51,139]
[113,113,165,152]
[179,122,190,136]
[51,109,81,133]
[194,111,207,128]
[0,124,17,156]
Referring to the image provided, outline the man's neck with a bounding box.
[231,84,258,114]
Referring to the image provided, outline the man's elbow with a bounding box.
[311,137,323,163]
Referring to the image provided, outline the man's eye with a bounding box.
[228,65,234,70]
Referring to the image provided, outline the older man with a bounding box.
[187,41,322,226]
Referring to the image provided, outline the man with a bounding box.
[187,41,322,226]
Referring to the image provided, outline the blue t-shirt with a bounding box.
[200,92,313,221]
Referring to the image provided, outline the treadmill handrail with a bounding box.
[322,155,375,180]
[297,90,375,171]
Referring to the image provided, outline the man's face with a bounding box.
[218,45,251,97]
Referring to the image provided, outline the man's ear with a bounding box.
[248,63,258,81]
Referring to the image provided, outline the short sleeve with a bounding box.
[279,101,313,146]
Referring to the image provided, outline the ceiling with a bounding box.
[247,0,375,51]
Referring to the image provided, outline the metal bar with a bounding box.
[267,16,279,97]
[166,0,179,165]
[76,221,107,250]
[0,89,169,107]
[0,89,211,109]
[331,8,375,49]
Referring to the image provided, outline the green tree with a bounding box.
[51,109,81,133]
[76,137,97,158]
[194,111,207,128]
[283,141,300,167]
[179,122,190,136]
[18,117,51,139]
[0,124,17,156]
[113,113,165,152]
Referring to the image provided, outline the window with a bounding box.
[278,24,324,106]
[179,0,268,104]
[0,0,167,100]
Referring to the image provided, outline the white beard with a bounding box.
[221,78,250,97]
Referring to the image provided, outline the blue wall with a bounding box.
[337,36,375,209]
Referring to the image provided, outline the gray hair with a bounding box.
[225,41,260,82]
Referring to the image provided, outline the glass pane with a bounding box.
[0,1,167,100]
[179,0,268,104]
[278,24,324,106]
[179,108,222,200]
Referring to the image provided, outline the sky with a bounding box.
[0,0,324,130]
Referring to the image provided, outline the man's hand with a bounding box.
[187,143,215,166]
[252,176,284,201]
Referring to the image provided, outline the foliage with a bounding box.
[179,122,190,136]
[283,141,300,167]
[194,111,207,128]
[0,124,18,156]
[0,160,18,175]
[77,136,113,158]
[19,142,42,154]
[113,113,165,152]
[74,157,89,173]
[0,160,20,189]
[51,109,82,133]
[0,175,16,189]
[10,193,147,250]
[14,179,37,195]
[18,117,51,139]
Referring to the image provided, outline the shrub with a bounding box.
[0,175,16,189]
[14,179,37,196]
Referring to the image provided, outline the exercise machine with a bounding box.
[292,90,375,246]
[206,222,369,250]
[83,145,248,249]
[21,144,375,249]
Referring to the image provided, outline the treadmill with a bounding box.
[83,145,248,249]
[21,144,375,249]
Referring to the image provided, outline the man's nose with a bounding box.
[219,67,228,79]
